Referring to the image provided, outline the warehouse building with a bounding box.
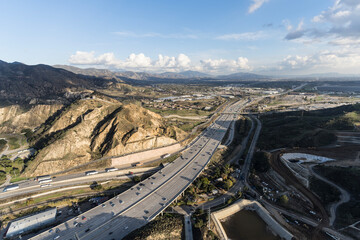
[5,207,57,238]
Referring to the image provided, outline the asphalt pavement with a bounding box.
[30,101,244,240]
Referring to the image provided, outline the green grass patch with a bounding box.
[7,137,20,150]
[10,176,28,183]
[0,139,7,152]
[146,107,211,117]
[177,120,204,132]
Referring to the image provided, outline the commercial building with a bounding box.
[5,207,57,238]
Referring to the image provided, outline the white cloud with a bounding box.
[278,47,360,73]
[216,31,265,40]
[248,0,269,14]
[284,20,307,40]
[68,51,250,74]
[200,57,250,72]
[288,0,360,42]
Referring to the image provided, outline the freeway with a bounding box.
[197,115,261,210]
[30,100,244,240]
[0,168,158,201]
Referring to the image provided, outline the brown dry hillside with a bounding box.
[0,104,63,133]
[24,96,186,176]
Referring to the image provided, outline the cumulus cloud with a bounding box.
[200,57,250,72]
[285,0,360,43]
[248,0,269,14]
[278,47,360,73]
[216,31,266,40]
[68,51,250,73]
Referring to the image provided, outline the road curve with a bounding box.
[309,165,350,226]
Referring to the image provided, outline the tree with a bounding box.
[237,191,243,198]
[133,176,141,183]
[224,179,233,190]
[90,181,103,190]
[253,152,270,173]
[214,167,221,178]
[279,195,289,205]
[0,171,6,181]
[194,219,204,228]
[26,198,34,206]
[223,164,231,175]
[208,184,215,192]
[10,168,20,177]
[200,177,210,190]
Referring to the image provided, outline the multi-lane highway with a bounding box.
[0,168,158,201]
[30,101,244,240]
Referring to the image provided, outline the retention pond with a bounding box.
[221,210,281,240]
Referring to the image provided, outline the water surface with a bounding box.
[221,210,280,240]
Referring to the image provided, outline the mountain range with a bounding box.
[0,61,116,104]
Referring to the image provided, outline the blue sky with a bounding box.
[1,0,360,75]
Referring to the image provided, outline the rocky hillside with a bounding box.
[24,95,186,176]
[0,60,115,104]
[0,104,63,133]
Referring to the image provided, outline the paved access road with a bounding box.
[309,166,350,226]
[30,101,244,240]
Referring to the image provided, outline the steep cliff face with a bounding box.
[24,97,186,176]
[0,104,63,133]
